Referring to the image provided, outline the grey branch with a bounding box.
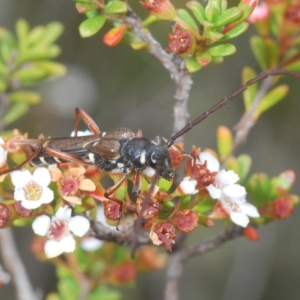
[0,228,39,300]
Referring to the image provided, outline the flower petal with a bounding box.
[21,199,44,209]
[32,167,51,187]
[44,240,64,258]
[40,188,54,204]
[10,169,31,188]
[14,188,26,201]
[81,237,103,252]
[60,235,76,253]
[32,215,51,236]
[55,206,72,220]
[199,152,219,172]
[230,211,249,227]
[223,184,246,200]
[0,147,7,166]
[206,184,222,199]
[215,170,239,185]
[241,202,260,217]
[69,216,90,237]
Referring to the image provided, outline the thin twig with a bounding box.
[164,226,244,300]
[233,76,273,151]
[0,228,39,300]
[123,9,193,140]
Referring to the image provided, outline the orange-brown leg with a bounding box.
[74,107,100,136]
[42,147,92,165]
[0,148,42,176]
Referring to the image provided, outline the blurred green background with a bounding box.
[1,0,300,299]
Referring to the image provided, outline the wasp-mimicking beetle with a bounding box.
[1,69,300,250]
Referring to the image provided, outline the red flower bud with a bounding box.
[174,210,198,233]
[137,246,167,270]
[168,142,185,169]
[102,200,122,225]
[103,25,128,47]
[141,0,176,20]
[136,197,159,219]
[14,201,33,218]
[185,157,217,188]
[243,226,260,241]
[166,25,195,55]
[0,203,12,228]
[150,222,176,251]
[271,196,294,219]
[109,261,137,284]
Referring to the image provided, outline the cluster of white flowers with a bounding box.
[32,206,90,258]
[10,167,91,258]
[198,152,260,227]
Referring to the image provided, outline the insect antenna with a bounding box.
[167,69,300,148]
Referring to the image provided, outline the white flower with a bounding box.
[32,206,90,258]
[0,137,7,167]
[70,130,93,137]
[199,151,260,227]
[178,176,198,195]
[197,152,220,172]
[80,206,114,252]
[11,168,54,209]
[220,184,260,227]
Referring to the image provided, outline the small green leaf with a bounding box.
[284,60,300,72]
[256,85,289,117]
[0,62,9,76]
[79,15,107,38]
[186,1,206,25]
[210,56,223,64]
[0,78,7,92]
[184,57,202,73]
[221,22,249,41]
[247,173,271,205]
[195,51,212,67]
[215,7,242,27]
[236,154,252,184]
[9,91,41,105]
[271,170,296,195]
[250,36,267,70]
[180,195,192,210]
[207,44,236,56]
[2,103,29,125]
[205,0,221,22]
[217,126,232,158]
[36,61,66,77]
[242,66,257,111]
[159,177,173,192]
[220,0,227,12]
[35,22,64,47]
[17,45,61,63]
[75,0,94,14]
[12,66,48,85]
[0,30,16,63]
[104,1,127,14]
[265,38,279,69]
[85,9,99,19]
[16,19,29,52]
[27,26,45,46]
[176,9,198,32]
[205,30,223,42]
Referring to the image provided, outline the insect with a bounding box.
[1,69,300,249]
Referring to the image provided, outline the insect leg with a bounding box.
[130,171,160,256]
[0,148,42,176]
[167,69,300,147]
[74,107,101,136]
[42,147,93,165]
[104,173,127,198]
